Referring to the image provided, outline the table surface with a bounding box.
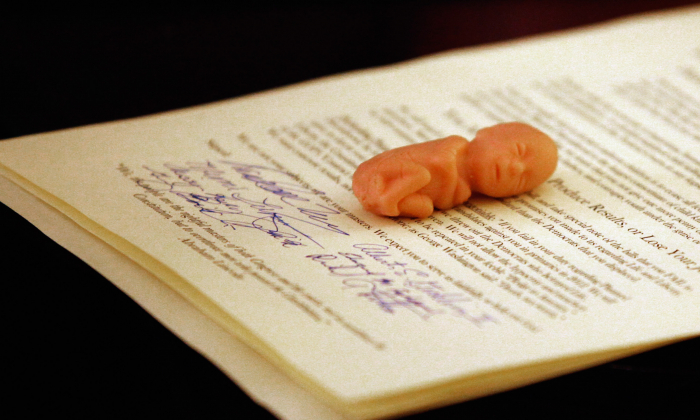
[3,2,699,418]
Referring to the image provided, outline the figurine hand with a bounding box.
[353,155,432,217]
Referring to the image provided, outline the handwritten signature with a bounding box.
[136,161,348,247]
[308,244,497,326]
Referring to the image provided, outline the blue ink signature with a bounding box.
[165,161,247,192]
[342,277,496,326]
[308,245,498,326]
[306,252,385,277]
[137,161,348,247]
[219,161,317,206]
[173,191,346,247]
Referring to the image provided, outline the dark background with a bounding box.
[2,1,699,418]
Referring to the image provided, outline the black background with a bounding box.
[3,1,699,418]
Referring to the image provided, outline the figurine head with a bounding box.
[464,122,558,197]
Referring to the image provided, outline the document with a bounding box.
[2,6,699,419]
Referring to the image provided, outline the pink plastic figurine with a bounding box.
[352,122,558,218]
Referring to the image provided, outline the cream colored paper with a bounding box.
[2,6,700,419]
[0,174,347,420]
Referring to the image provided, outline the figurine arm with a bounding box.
[352,153,433,217]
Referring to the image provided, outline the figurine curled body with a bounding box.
[352,122,558,218]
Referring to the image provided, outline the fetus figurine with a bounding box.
[352,122,558,218]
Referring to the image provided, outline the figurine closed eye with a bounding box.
[352,122,558,218]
